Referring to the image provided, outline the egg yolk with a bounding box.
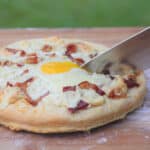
[41,61,80,74]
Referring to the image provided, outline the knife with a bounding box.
[83,27,150,73]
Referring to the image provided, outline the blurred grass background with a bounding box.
[0,0,149,28]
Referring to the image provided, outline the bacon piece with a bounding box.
[78,81,91,89]
[0,60,24,67]
[68,100,89,113]
[6,48,26,57]
[46,53,56,57]
[15,77,34,89]
[23,78,34,84]
[65,44,85,65]
[3,60,13,66]
[27,53,37,57]
[73,58,85,65]
[78,81,105,96]
[26,53,38,64]
[124,78,139,88]
[6,48,18,54]
[42,45,53,52]
[13,77,49,106]
[63,86,76,92]
[21,69,29,75]
[108,88,126,99]
[93,85,105,96]
[26,57,38,64]
[7,82,13,87]
[65,44,77,56]
[6,77,34,92]
[50,53,56,57]
[66,55,84,65]
[16,63,24,67]
[19,50,26,56]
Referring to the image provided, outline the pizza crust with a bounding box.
[0,37,146,133]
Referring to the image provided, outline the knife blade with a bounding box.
[83,27,150,72]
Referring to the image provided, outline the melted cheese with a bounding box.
[1,37,120,108]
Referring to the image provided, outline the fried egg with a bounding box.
[40,61,80,74]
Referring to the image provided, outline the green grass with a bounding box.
[0,0,149,27]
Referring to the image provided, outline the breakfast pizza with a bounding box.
[0,37,146,133]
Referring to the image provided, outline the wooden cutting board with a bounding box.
[0,28,149,150]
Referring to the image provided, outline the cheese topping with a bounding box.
[0,37,138,112]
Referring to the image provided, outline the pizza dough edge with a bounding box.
[0,37,146,133]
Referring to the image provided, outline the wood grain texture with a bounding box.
[0,28,150,150]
